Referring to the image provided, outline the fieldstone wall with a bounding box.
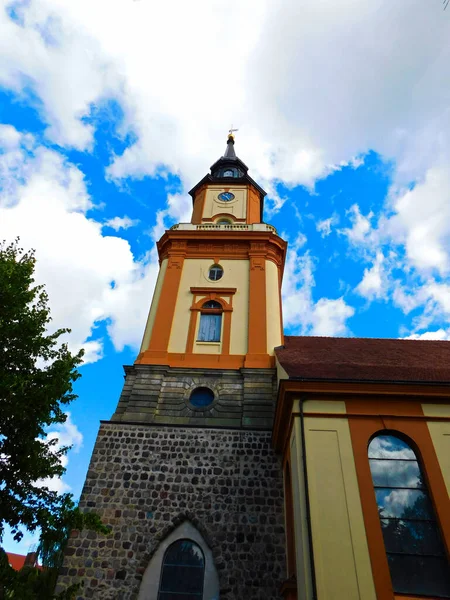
[57,423,286,600]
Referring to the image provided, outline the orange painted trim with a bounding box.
[347,398,450,600]
[185,309,197,354]
[247,185,262,224]
[136,351,274,370]
[292,411,450,422]
[247,245,267,357]
[278,265,285,346]
[157,229,287,272]
[191,186,206,224]
[146,253,185,354]
[395,596,446,600]
[187,288,233,355]
[190,287,237,297]
[272,379,450,459]
[222,311,231,355]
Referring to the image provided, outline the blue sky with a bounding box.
[1,0,450,553]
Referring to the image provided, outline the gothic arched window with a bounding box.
[368,434,450,597]
[198,301,222,342]
[157,539,205,599]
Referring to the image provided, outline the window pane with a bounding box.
[369,434,450,597]
[387,554,450,597]
[159,594,202,600]
[375,488,433,520]
[158,540,205,600]
[164,540,204,567]
[160,566,204,593]
[381,519,446,556]
[368,435,416,459]
[198,314,221,342]
[369,458,423,489]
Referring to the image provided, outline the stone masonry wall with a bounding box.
[57,423,286,600]
[112,365,277,430]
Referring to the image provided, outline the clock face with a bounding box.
[218,192,235,202]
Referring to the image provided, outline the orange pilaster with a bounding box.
[147,252,185,356]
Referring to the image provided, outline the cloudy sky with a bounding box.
[1,0,450,551]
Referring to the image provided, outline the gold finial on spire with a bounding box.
[228,124,239,139]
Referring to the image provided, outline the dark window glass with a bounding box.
[158,540,204,600]
[368,434,450,597]
[189,387,214,408]
[223,169,234,177]
[202,300,221,309]
[208,265,223,281]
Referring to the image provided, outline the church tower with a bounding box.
[137,133,285,371]
[58,135,288,600]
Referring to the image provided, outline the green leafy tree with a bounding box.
[0,240,110,597]
[0,239,84,542]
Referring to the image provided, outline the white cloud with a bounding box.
[103,216,140,231]
[316,215,338,238]
[404,329,450,341]
[0,126,158,362]
[282,236,355,336]
[386,167,450,274]
[342,204,374,245]
[37,413,83,494]
[356,251,386,300]
[1,0,450,206]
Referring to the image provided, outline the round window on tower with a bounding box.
[208,265,223,281]
[189,387,215,408]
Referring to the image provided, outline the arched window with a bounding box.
[368,434,450,597]
[198,301,222,342]
[158,539,205,599]
[216,219,231,225]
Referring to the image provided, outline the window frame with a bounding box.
[368,432,450,597]
[208,264,223,281]
[157,538,205,600]
[197,301,223,342]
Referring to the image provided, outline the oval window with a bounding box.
[189,387,215,408]
[208,265,223,281]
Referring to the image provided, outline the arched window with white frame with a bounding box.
[157,539,205,599]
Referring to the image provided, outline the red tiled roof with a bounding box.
[5,551,40,571]
[276,336,450,383]
[6,552,27,570]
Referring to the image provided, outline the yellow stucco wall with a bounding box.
[423,403,450,496]
[289,422,314,600]
[202,186,247,221]
[140,258,168,352]
[168,258,249,355]
[303,411,377,600]
[265,260,282,354]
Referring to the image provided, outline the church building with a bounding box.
[58,135,450,600]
